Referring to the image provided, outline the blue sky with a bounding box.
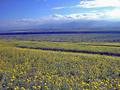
[0,0,80,19]
[0,0,119,19]
[0,0,120,30]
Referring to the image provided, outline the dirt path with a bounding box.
[17,46,120,57]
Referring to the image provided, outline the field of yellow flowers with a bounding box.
[0,40,120,90]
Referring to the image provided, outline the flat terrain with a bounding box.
[15,41,120,56]
[0,33,120,42]
[0,40,120,90]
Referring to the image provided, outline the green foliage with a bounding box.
[0,40,120,90]
[15,40,120,54]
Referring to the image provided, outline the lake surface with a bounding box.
[0,31,120,35]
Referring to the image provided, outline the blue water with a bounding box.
[0,31,120,35]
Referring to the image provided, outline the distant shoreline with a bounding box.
[0,31,120,35]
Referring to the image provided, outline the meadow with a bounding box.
[0,33,120,42]
[14,40,120,55]
[0,39,120,90]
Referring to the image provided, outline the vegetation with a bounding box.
[0,40,120,90]
[14,40,120,54]
[0,34,120,42]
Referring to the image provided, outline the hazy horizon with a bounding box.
[0,0,120,30]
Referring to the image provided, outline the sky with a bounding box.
[0,0,80,19]
[0,0,120,30]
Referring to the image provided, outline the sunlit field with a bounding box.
[0,40,120,90]
[15,40,120,54]
[1,0,120,89]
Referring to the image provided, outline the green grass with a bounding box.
[0,40,120,90]
[14,40,120,54]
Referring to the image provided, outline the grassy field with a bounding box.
[0,40,120,90]
[13,40,120,54]
[0,34,120,42]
